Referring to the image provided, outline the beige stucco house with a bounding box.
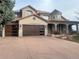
[3,5,79,37]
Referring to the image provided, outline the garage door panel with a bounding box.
[5,25,18,36]
[23,25,45,36]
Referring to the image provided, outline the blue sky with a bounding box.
[13,0,79,21]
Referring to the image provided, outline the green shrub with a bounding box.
[53,30,60,35]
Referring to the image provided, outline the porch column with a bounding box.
[66,24,69,34]
[54,24,57,31]
[19,24,23,37]
[45,25,48,36]
[76,24,79,33]
[52,25,54,34]
[2,26,5,37]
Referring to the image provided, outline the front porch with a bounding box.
[48,21,79,35]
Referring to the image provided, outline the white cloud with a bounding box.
[37,0,55,11]
[13,0,79,21]
[63,9,79,21]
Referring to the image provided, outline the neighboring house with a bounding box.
[4,5,79,36]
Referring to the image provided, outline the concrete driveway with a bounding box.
[0,36,79,59]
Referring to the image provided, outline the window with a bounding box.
[27,12,32,15]
[26,10,33,16]
[40,16,48,20]
[53,16,55,19]
[39,27,44,35]
[52,15,61,20]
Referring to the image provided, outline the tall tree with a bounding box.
[0,0,15,37]
[0,0,15,26]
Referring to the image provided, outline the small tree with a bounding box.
[0,0,15,37]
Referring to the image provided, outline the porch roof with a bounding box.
[48,21,79,24]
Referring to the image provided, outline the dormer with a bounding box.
[20,5,37,18]
[49,9,62,21]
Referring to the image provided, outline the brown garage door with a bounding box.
[5,25,18,36]
[23,25,45,36]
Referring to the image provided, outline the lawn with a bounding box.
[72,35,79,43]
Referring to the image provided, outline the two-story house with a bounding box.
[4,5,79,37]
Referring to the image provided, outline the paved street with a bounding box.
[0,37,79,59]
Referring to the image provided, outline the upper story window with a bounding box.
[52,15,61,20]
[53,16,55,19]
[27,12,32,15]
[57,15,61,20]
[26,10,33,15]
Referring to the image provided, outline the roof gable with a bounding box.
[19,15,47,25]
[61,16,69,21]
[18,15,47,23]
[20,5,37,12]
[50,9,62,15]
